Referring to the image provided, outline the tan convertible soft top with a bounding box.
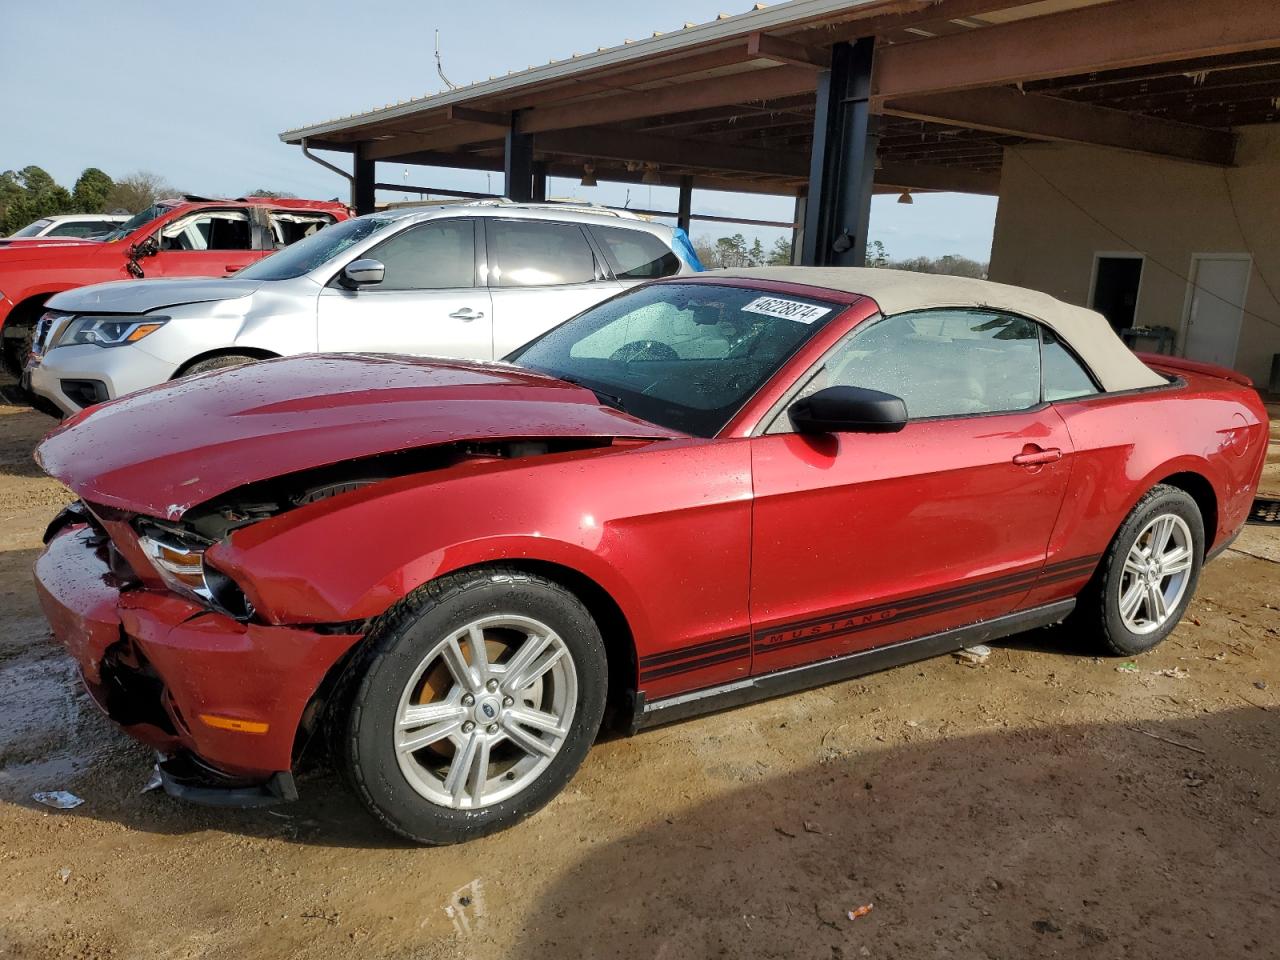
[710,267,1166,392]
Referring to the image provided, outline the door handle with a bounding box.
[449,308,485,321]
[1012,446,1062,466]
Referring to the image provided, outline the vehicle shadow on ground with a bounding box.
[2,624,1121,855]
[518,706,1279,960]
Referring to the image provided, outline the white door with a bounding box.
[318,218,493,359]
[483,218,623,357]
[1183,255,1251,369]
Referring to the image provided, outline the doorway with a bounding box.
[1090,254,1145,332]
[1181,254,1251,369]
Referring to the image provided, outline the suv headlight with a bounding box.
[54,315,167,348]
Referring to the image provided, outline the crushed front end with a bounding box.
[34,502,363,806]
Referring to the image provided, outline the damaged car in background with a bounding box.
[32,269,1269,844]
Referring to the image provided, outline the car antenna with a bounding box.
[435,29,457,90]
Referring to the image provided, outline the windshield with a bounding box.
[10,219,53,238]
[508,282,842,437]
[102,204,171,242]
[234,216,398,281]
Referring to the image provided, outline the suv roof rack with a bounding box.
[450,198,648,221]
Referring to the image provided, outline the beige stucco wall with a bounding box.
[988,125,1280,388]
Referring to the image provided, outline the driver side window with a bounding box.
[768,308,1043,432]
[160,209,252,251]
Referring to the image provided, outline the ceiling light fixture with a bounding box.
[580,164,598,187]
[897,189,914,205]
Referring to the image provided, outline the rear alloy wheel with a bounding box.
[338,568,607,844]
[1086,484,1204,656]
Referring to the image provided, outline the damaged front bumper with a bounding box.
[34,524,363,806]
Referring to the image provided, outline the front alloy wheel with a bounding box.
[338,568,607,844]
[394,614,577,810]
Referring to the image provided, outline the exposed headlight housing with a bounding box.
[137,526,255,620]
[139,531,211,600]
[53,315,167,348]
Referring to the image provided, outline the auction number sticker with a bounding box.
[741,296,832,325]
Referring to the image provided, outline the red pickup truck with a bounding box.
[0,196,349,374]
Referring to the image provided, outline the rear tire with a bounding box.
[180,353,261,377]
[1080,484,1204,657]
[336,567,607,845]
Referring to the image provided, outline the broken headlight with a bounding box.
[53,315,167,348]
[137,528,255,620]
[138,531,211,600]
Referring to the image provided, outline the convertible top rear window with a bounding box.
[509,282,841,437]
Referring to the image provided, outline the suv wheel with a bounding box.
[337,567,607,844]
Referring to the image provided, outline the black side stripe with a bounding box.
[639,644,751,683]
[638,554,1101,683]
[639,633,750,668]
[756,561,1095,656]
[760,554,1100,640]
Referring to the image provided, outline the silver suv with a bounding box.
[27,201,700,415]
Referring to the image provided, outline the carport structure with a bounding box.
[282,0,1279,266]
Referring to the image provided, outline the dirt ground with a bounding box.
[1,399,1277,960]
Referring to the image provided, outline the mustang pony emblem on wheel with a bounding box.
[33,267,1269,843]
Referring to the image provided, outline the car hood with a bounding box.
[37,354,685,520]
[47,278,263,314]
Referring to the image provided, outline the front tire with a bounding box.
[337,567,607,845]
[181,353,262,377]
[1084,484,1204,656]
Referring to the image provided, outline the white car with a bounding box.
[3,213,130,243]
[27,201,701,415]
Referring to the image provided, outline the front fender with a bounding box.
[207,439,754,658]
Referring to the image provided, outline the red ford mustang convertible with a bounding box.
[34,268,1268,843]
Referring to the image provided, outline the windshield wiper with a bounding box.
[556,374,627,412]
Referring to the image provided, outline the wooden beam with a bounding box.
[746,32,830,70]
[535,126,808,178]
[873,0,1280,99]
[885,87,1237,165]
[364,124,503,159]
[875,163,1000,195]
[382,149,802,195]
[445,105,511,128]
[516,65,818,135]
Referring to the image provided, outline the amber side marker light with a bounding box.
[127,323,165,341]
[199,714,270,734]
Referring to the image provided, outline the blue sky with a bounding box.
[1,0,997,261]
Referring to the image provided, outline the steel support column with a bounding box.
[801,38,877,267]
[531,162,548,202]
[677,176,694,233]
[505,118,535,201]
[791,196,807,265]
[352,150,376,215]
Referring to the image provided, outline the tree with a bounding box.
[17,165,57,196]
[105,171,177,213]
[245,188,292,198]
[888,253,987,278]
[72,168,114,213]
[0,166,74,235]
[866,239,889,268]
[766,236,792,265]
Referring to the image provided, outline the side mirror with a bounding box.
[788,386,908,434]
[130,235,159,258]
[340,258,385,289]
